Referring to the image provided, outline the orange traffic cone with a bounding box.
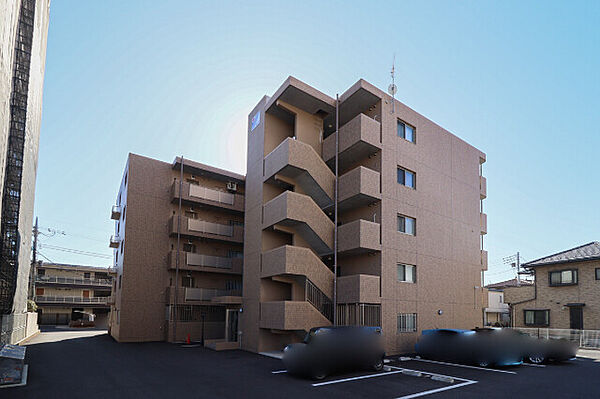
[186,333,191,345]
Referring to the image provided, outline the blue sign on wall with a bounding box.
[251,111,260,132]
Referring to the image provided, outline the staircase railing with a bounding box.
[305,278,333,322]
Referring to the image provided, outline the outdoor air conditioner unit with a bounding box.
[227,182,237,192]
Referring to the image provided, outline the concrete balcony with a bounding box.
[34,275,113,288]
[169,216,244,244]
[264,137,334,208]
[480,176,487,200]
[167,251,243,275]
[259,301,331,331]
[167,287,242,304]
[34,295,110,306]
[480,213,487,235]
[263,191,334,256]
[337,219,381,255]
[338,166,381,211]
[171,181,244,213]
[109,235,120,248]
[336,274,381,304]
[261,245,333,297]
[111,205,121,220]
[481,249,488,271]
[322,113,381,170]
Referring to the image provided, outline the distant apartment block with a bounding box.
[33,263,114,328]
[0,0,50,344]
[108,154,244,349]
[505,242,600,330]
[241,77,488,354]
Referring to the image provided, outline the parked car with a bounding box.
[415,328,523,367]
[500,329,578,364]
[282,326,385,380]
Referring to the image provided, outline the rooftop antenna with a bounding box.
[388,54,397,114]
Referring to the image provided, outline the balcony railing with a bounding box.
[188,219,234,237]
[189,185,235,205]
[184,288,241,301]
[171,181,244,212]
[35,275,112,287]
[34,295,110,305]
[109,235,120,248]
[305,279,333,322]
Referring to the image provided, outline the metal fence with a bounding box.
[35,275,112,286]
[511,327,600,349]
[34,295,110,304]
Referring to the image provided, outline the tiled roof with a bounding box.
[523,242,600,267]
[485,278,534,289]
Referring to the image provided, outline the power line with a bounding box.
[38,244,112,259]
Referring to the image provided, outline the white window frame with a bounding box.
[397,264,416,283]
[398,215,416,236]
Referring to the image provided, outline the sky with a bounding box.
[34,1,599,283]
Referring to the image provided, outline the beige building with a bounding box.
[33,263,114,328]
[241,77,488,354]
[108,154,245,349]
[506,242,600,330]
[0,0,50,344]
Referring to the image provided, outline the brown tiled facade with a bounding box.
[241,77,488,355]
[108,154,244,345]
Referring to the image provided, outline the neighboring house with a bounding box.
[484,278,533,326]
[505,242,600,330]
[33,263,115,328]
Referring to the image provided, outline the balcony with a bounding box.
[263,137,334,208]
[34,296,110,306]
[169,216,244,244]
[259,301,331,331]
[171,181,244,213]
[167,251,243,274]
[111,205,121,220]
[322,113,381,170]
[261,245,333,297]
[184,287,241,302]
[337,219,381,255]
[338,166,381,211]
[336,274,381,304]
[480,176,487,200]
[34,275,113,287]
[481,249,488,271]
[480,213,487,235]
[263,191,334,255]
[109,235,120,248]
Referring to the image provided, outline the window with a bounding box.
[118,275,122,289]
[524,310,549,326]
[228,250,243,259]
[183,243,196,253]
[37,268,45,276]
[83,272,90,279]
[398,215,416,235]
[397,313,417,333]
[397,167,415,188]
[397,120,415,143]
[549,269,578,286]
[35,288,44,296]
[182,276,194,288]
[596,268,600,280]
[397,264,416,283]
[185,210,197,219]
[230,220,244,227]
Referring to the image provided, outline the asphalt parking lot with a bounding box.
[5,328,600,399]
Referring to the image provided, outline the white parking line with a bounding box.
[409,358,517,374]
[395,380,478,399]
[271,370,287,374]
[386,366,475,383]
[311,370,404,387]
[521,363,546,368]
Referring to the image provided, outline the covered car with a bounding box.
[500,329,578,364]
[282,326,385,380]
[415,328,523,367]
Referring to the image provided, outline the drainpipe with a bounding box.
[174,156,184,342]
[333,95,339,326]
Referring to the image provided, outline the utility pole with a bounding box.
[516,251,521,286]
[32,217,38,264]
[503,251,521,285]
[29,217,39,300]
[333,95,339,326]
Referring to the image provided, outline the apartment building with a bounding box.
[0,0,50,343]
[32,263,114,328]
[108,154,244,349]
[506,242,600,330]
[241,77,488,354]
